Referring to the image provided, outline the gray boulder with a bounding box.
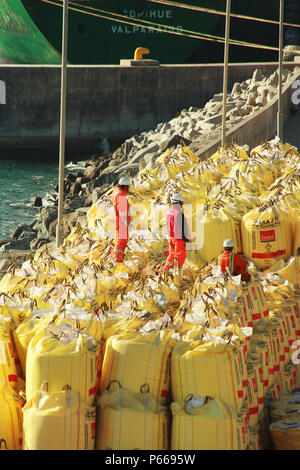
[203,113,223,125]
[256,93,268,107]
[165,134,192,149]
[70,181,82,196]
[1,237,34,251]
[115,163,140,177]
[33,196,43,207]
[246,93,258,106]
[30,238,51,251]
[32,207,58,240]
[48,211,81,241]
[267,71,279,88]
[231,82,242,95]
[0,249,31,277]
[251,68,263,85]
[83,159,109,180]
[128,143,160,165]
[11,224,35,241]
[64,196,87,211]
[92,184,113,203]
[139,152,157,171]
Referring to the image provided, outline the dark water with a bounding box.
[0,158,87,240]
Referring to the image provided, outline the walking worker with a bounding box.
[111,176,131,263]
[218,238,251,282]
[163,193,191,271]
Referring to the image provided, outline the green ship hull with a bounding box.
[0,0,298,65]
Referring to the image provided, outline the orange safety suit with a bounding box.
[218,250,250,282]
[111,186,130,263]
[163,203,190,271]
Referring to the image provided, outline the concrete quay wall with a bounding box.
[0,62,298,158]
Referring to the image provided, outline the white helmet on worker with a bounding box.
[118,176,131,186]
[171,193,184,203]
[223,238,234,249]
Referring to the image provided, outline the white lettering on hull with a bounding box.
[111,25,183,34]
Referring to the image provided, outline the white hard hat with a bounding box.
[223,238,234,249]
[171,193,184,203]
[118,176,131,186]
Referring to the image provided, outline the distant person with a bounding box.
[163,193,191,271]
[111,176,131,263]
[98,135,109,156]
[218,238,251,282]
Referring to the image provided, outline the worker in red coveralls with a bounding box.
[218,238,251,282]
[163,193,191,271]
[111,176,131,263]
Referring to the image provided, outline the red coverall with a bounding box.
[163,203,189,271]
[218,250,250,282]
[111,186,130,263]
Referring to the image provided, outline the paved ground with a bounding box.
[284,107,300,150]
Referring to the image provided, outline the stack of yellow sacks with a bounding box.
[1,137,300,450]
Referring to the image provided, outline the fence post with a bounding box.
[56,0,69,248]
[277,0,284,140]
[222,0,231,147]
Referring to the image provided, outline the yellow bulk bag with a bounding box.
[246,360,260,428]
[26,324,101,406]
[280,303,298,349]
[250,138,297,163]
[242,203,292,270]
[163,177,209,206]
[13,310,56,377]
[0,272,29,296]
[270,421,300,450]
[127,196,153,232]
[230,158,278,189]
[100,330,173,405]
[0,303,28,329]
[22,386,96,450]
[94,273,128,308]
[250,353,265,414]
[54,310,104,343]
[239,280,269,327]
[209,142,249,163]
[270,382,282,401]
[264,259,286,273]
[54,311,105,392]
[96,382,169,450]
[292,211,300,255]
[0,384,23,450]
[270,311,291,370]
[151,145,199,182]
[196,207,242,264]
[0,320,19,389]
[279,361,297,392]
[170,396,247,450]
[87,196,115,233]
[277,256,300,285]
[171,339,247,410]
[264,317,283,385]
[249,332,274,394]
[101,314,149,341]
